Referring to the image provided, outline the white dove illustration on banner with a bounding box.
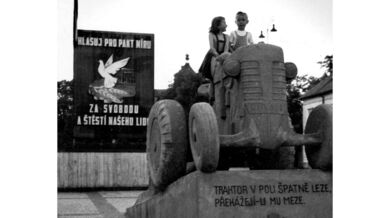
[88,54,136,103]
[98,54,130,88]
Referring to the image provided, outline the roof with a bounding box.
[300,76,333,100]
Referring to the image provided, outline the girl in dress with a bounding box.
[199,16,230,80]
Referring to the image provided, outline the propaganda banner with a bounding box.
[73,29,154,150]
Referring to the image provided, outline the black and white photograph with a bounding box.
[58,0,333,217]
[4,0,390,218]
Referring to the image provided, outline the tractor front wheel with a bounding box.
[189,103,220,173]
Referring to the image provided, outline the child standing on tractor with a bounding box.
[229,11,254,51]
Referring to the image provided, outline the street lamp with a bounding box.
[270,24,277,32]
[259,31,265,39]
[259,24,277,43]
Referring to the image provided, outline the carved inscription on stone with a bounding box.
[213,182,331,208]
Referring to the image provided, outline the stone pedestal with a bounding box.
[126,170,332,218]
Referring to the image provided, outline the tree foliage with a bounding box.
[287,75,320,133]
[318,55,333,77]
[58,80,74,120]
[58,80,74,147]
[160,64,204,114]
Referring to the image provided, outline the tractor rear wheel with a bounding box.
[304,104,332,170]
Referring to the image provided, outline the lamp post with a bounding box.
[259,24,277,43]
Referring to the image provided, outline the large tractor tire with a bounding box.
[146,100,188,190]
[304,104,332,170]
[189,103,220,172]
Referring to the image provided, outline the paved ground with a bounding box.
[58,191,143,218]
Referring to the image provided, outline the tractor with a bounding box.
[145,43,332,192]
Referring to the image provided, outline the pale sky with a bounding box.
[58,0,332,89]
